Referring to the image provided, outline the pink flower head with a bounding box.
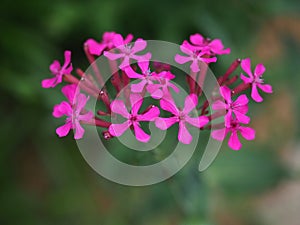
[53,84,94,139]
[155,94,209,144]
[175,41,217,73]
[240,58,273,102]
[42,50,73,88]
[108,94,160,142]
[85,32,133,56]
[124,60,162,98]
[212,86,250,127]
[211,118,255,150]
[189,33,231,55]
[147,71,180,99]
[104,35,152,69]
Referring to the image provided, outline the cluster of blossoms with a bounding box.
[42,31,272,150]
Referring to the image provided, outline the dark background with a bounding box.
[1,0,300,224]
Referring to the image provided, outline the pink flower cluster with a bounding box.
[42,31,272,150]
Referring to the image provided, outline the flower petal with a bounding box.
[220,86,232,103]
[251,84,263,102]
[190,33,204,46]
[138,106,160,121]
[56,122,72,138]
[211,128,227,141]
[241,58,253,78]
[185,115,209,128]
[178,121,193,144]
[53,101,72,118]
[74,120,85,140]
[132,38,147,53]
[234,111,250,124]
[131,80,147,93]
[103,51,125,60]
[239,126,255,140]
[49,60,61,73]
[257,84,273,94]
[160,98,179,115]
[228,130,242,150]
[254,63,266,77]
[130,94,143,116]
[41,77,59,88]
[62,84,77,103]
[212,100,227,111]
[108,120,131,137]
[133,122,150,142]
[155,117,178,130]
[78,111,94,122]
[190,59,200,72]
[183,94,198,114]
[85,39,105,56]
[110,100,130,118]
[240,73,253,84]
[175,54,191,64]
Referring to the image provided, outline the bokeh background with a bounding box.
[1,0,300,224]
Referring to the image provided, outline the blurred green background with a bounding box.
[1,0,300,224]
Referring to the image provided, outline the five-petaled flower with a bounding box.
[211,118,255,150]
[189,33,231,56]
[108,94,160,142]
[85,32,133,56]
[213,86,250,127]
[155,94,209,144]
[240,58,273,102]
[104,34,151,69]
[42,50,73,88]
[53,84,94,139]
[175,41,217,73]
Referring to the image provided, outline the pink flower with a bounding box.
[104,34,152,68]
[212,86,250,127]
[240,58,273,102]
[42,50,73,88]
[108,94,160,142]
[53,84,94,139]
[155,94,209,144]
[124,61,163,98]
[85,32,133,56]
[211,118,255,150]
[175,41,217,73]
[189,33,231,55]
[146,71,180,99]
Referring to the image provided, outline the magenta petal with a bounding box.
[56,122,72,138]
[76,93,89,112]
[251,84,263,102]
[155,117,178,130]
[119,56,130,69]
[62,84,77,103]
[49,60,60,73]
[130,94,143,116]
[211,128,227,141]
[109,120,131,137]
[254,63,266,77]
[183,94,198,114]
[212,100,227,111]
[201,57,217,64]
[190,59,200,73]
[53,101,72,118]
[78,111,94,122]
[160,98,179,115]
[180,41,194,54]
[124,34,134,44]
[85,39,104,56]
[74,120,85,140]
[241,58,253,78]
[133,122,150,143]
[103,51,125,60]
[239,127,255,140]
[240,73,253,84]
[41,77,58,88]
[190,33,204,46]
[224,112,232,127]
[138,106,160,121]
[220,86,232,103]
[228,131,242,150]
[175,54,191,64]
[185,115,209,128]
[131,80,147,93]
[132,39,147,53]
[124,66,143,79]
[137,60,149,73]
[234,111,250,124]
[63,50,72,66]
[234,94,249,106]
[112,34,124,47]
[257,84,273,93]
[178,121,193,144]
[111,100,130,118]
